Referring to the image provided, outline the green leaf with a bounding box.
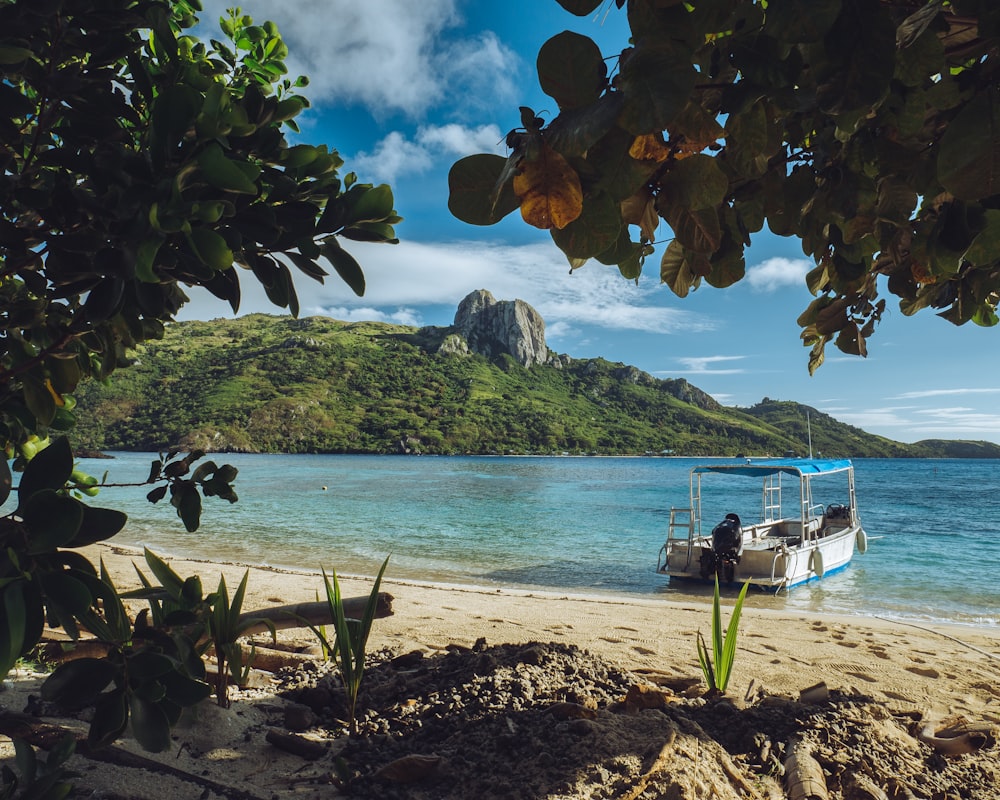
[0,581,28,674]
[448,154,520,226]
[587,126,657,202]
[938,90,1000,202]
[71,505,128,547]
[42,658,118,706]
[964,210,1000,265]
[550,192,622,259]
[554,0,602,14]
[197,143,260,195]
[807,0,896,116]
[127,651,175,681]
[718,580,750,691]
[18,437,73,507]
[321,238,366,297]
[188,228,234,271]
[23,377,56,428]
[22,491,83,552]
[348,184,395,224]
[764,0,842,43]
[660,155,728,211]
[142,549,185,599]
[160,669,212,706]
[0,44,33,63]
[128,694,172,752]
[537,31,606,110]
[39,570,93,616]
[170,483,203,532]
[618,43,696,134]
[89,690,129,749]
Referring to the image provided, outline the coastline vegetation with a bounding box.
[71,315,999,459]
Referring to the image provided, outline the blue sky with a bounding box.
[182,1,1000,445]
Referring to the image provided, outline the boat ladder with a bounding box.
[665,507,695,570]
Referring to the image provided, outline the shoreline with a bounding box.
[100,540,1000,632]
[85,543,1000,719]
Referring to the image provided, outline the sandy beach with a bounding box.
[2,543,999,798]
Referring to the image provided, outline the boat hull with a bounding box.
[659,524,860,590]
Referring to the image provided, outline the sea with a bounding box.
[75,453,1000,628]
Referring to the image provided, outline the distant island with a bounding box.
[71,290,1000,459]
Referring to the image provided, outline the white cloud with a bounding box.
[670,355,747,375]
[178,239,713,337]
[196,1,521,119]
[352,123,505,183]
[892,388,1000,399]
[746,257,810,291]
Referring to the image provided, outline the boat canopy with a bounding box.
[691,458,853,478]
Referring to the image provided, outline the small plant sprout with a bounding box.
[696,575,750,695]
[209,570,272,707]
[308,557,389,736]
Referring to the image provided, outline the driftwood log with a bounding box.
[41,592,394,663]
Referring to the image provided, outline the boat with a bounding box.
[656,458,868,591]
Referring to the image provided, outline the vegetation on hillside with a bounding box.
[70,314,993,458]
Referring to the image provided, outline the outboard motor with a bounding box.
[700,513,743,583]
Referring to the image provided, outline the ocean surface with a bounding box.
[74,453,1000,628]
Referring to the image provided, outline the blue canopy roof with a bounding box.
[692,458,853,478]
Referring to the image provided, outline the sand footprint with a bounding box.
[906,665,940,679]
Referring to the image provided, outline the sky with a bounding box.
[181,0,1000,445]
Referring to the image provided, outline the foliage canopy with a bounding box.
[448,0,1000,371]
[0,0,397,751]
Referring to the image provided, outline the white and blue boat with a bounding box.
[656,458,868,591]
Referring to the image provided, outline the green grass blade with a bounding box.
[711,574,723,676]
[718,579,750,691]
[696,631,716,691]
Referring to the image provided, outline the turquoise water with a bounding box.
[76,454,1000,628]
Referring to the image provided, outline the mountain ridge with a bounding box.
[69,310,1000,458]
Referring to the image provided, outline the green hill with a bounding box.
[67,314,1000,458]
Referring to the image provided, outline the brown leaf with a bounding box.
[629,133,672,162]
[620,189,659,242]
[513,143,583,230]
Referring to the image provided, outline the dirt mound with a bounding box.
[275,640,998,799]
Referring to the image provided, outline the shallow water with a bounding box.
[74,453,1000,627]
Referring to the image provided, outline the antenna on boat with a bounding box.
[807,410,814,458]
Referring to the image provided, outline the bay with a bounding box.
[79,454,1000,628]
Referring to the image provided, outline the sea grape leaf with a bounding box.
[447,154,520,226]
[537,31,606,110]
[513,143,583,230]
[550,191,622,258]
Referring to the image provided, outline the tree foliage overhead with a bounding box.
[448,0,1000,372]
[0,0,400,451]
[0,0,399,750]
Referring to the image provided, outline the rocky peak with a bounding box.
[452,290,548,367]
